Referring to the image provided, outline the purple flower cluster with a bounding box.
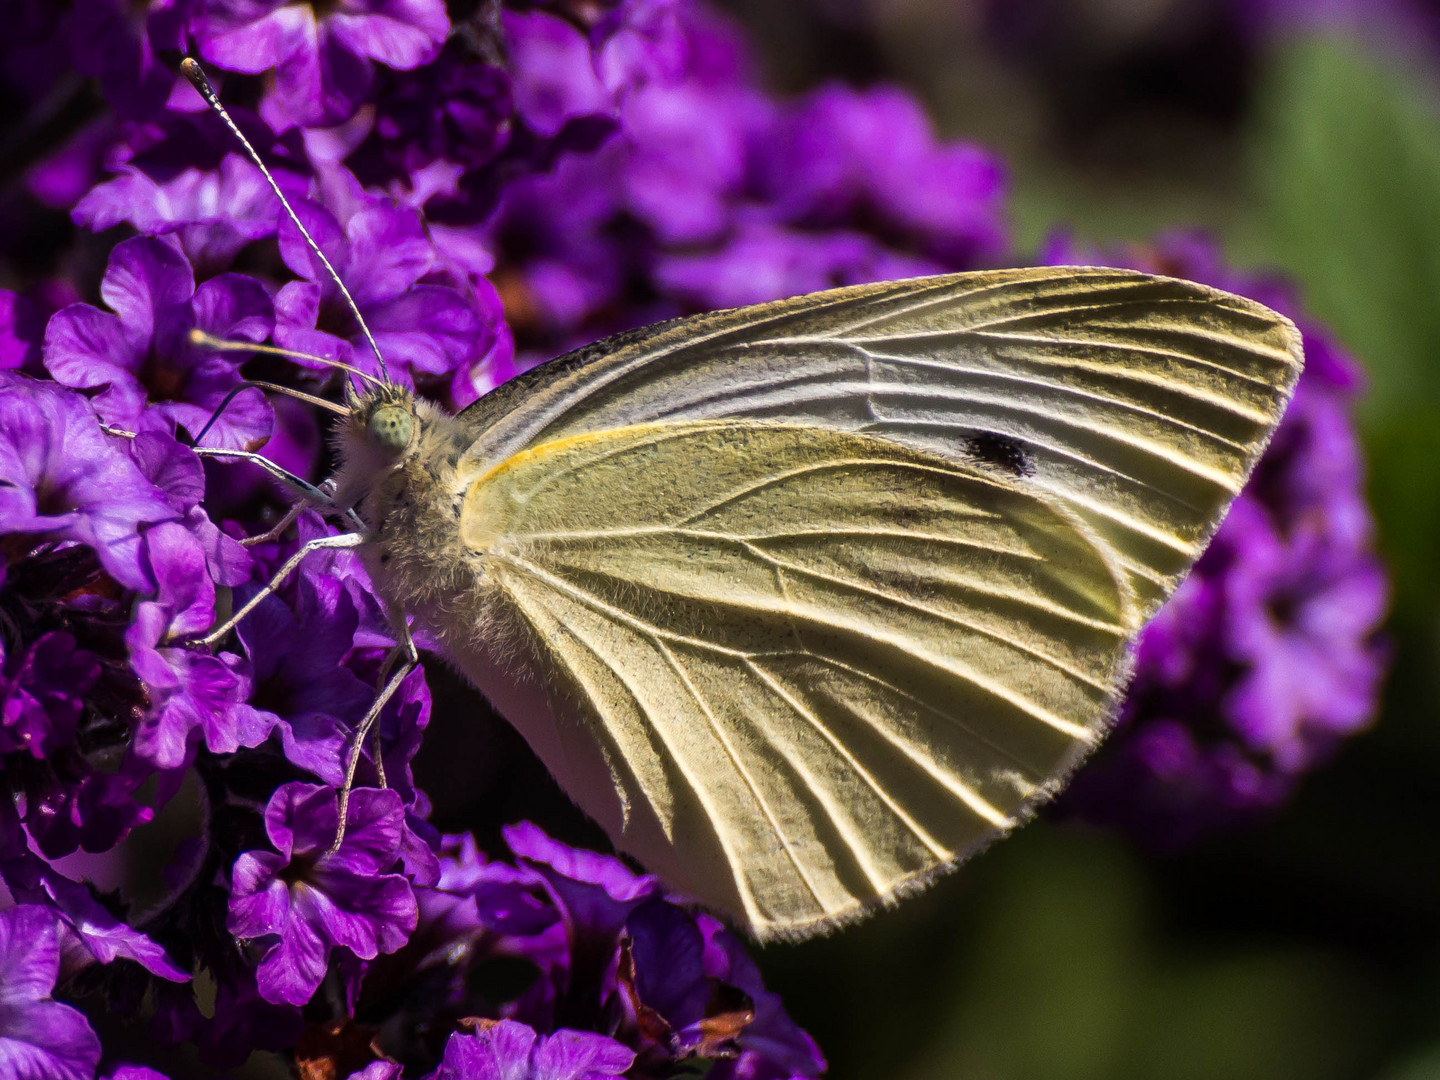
[0,0,1387,1076]
[1046,233,1389,845]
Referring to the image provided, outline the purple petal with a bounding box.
[196,0,309,75]
[325,0,447,70]
[228,854,293,937]
[43,304,148,425]
[0,906,101,1080]
[99,236,194,347]
[0,290,43,372]
[255,892,330,1006]
[505,10,614,138]
[130,431,205,513]
[315,786,406,871]
[143,517,210,615]
[343,204,434,306]
[0,905,63,1002]
[264,782,337,859]
[190,272,274,346]
[5,863,186,982]
[277,202,347,288]
[364,285,479,376]
[532,1028,636,1080]
[438,1021,538,1080]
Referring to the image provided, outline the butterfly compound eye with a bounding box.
[368,405,413,454]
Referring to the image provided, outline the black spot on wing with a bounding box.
[963,431,1034,478]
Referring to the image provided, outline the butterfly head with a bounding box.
[347,383,419,461]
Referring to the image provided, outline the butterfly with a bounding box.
[182,61,1303,943]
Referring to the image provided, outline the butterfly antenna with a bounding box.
[180,58,393,385]
[189,328,384,390]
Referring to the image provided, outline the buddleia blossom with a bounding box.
[1045,233,1389,844]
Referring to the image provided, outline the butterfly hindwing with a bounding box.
[458,267,1303,619]
[458,421,1136,938]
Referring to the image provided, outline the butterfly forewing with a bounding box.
[458,422,1135,938]
[457,267,1303,619]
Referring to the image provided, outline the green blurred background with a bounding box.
[691,4,1440,1078]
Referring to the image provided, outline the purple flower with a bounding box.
[44,237,276,450]
[1222,506,1388,769]
[760,83,1008,266]
[0,632,100,759]
[129,428,254,621]
[153,966,304,1069]
[507,821,660,1023]
[228,782,418,1005]
[0,375,177,591]
[75,154,290,274]
[368,42,514,176]
[654,217,934,310]
[193,0,449,129]
[236,571,373,784]
[273,181,483,381]
[125,600,275,770]
[697,916,825,1079]
[0,905,102,1080]
[436,1020,635,1080]
[488,2,1006,356]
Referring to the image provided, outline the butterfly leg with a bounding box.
[195,532,368,649]
[331,650,418,854]
[191,446,336,506]
[369,611,420,791]
[240,499,307,548]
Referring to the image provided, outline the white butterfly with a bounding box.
[183,61,1302,942]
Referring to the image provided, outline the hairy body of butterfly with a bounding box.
[327,266,1303,942]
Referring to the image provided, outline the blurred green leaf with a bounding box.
[1255,38,1440,413]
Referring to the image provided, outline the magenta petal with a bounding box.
[533,1028,637,1080]
[255,891,329,1006]
[198,1,309,74]
[229,855,292,935]
[43,304,148,425]
[505,10,614,137]
[317,787,405,871]
[325,0,447,70]
[0,907,102,1080]
[99,237,194,346]
[365,286,479,375]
